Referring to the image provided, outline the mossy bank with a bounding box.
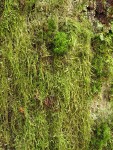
[0,0,113,150]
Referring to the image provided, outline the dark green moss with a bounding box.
[90,122,111,150]
[91,31,113,94]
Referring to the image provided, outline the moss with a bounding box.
[0,0,113,150]
[90,121,111,150]
[48,17,57,32]
[52,32,69,55]
[91,31,113,94]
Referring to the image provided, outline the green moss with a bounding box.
[52,32,69,55]
[1,0,113,150]
[90,122,111,150]
[91,31,113,94]
[48,17,57,32]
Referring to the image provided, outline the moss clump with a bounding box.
[90,122,111,150]
[53,32,69,55]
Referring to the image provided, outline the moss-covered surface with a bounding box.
[0,0,113,150]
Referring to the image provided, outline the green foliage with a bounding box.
[91,30,113,94]
[44,17,57,45]
[52,32,69,54]
[0,1,92,149]
[90,28,113,150]
[90,121,111,150]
